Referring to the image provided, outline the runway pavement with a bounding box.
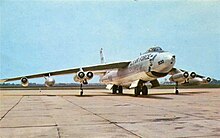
[0,88,220,138]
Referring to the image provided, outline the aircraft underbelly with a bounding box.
[101,71,155,87]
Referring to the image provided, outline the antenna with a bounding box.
[100,48,106,64]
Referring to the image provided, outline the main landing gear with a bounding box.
[134,82,148,96]
[112,85,123,94]
[175,82,179,94]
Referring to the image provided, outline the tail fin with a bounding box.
[100,48,106,64]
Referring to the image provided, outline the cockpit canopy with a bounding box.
[147,47,164,53]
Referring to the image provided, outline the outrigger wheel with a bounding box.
[80,83,83,96]
[175,82,179,94]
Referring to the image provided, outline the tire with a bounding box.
[112,85,118,94]
[142,86,148,95]
[175,90,179,95]
[118,86,123,94]
[134,87,141,96]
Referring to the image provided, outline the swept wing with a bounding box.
[0,61,130,83]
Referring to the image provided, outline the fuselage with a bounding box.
[100,49,176,87]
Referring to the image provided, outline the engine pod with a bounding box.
[21,77,29,87]
[86,72,93,80]
[45,77,55,87]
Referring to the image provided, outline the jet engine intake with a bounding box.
[74,71,86,82]
[203,77,211,83]
[21,77,29,87]
[45,77,55,87]
[189,72,196,79]
[169,72,189,83]
[86,72,93,80]
[74,71,94,83]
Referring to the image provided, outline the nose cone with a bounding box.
[152,52,176,73]
[163,53,176,67]
[170,55,176,65]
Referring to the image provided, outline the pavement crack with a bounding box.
[56,126,61,138]
[0,96,23,121]
[62,97,142,138]
[102,97,220,122]
[40,97,61,138]
[0,124,57,129]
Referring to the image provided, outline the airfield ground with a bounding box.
[0,88,220,138]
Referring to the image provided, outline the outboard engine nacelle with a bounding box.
[45,77,55,87]
[21,77,29,87]
[189,77,212,85]
[169,72,189,83]
[203,77,212,83]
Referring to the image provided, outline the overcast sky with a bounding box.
[1,0,220,84]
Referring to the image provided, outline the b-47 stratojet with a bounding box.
[0,47,212,96]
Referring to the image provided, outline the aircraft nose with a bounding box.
[170,55,176,64]
[152,53,175,73]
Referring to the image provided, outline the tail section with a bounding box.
[100,48,106,64]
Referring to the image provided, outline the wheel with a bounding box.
[112,85,118,94]
[142,86,148,95]
[80,91,83,96]
[134,87,141,96]
[175,89,179,95]
[118,86,123,94]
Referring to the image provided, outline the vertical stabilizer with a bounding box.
[100,48,106,64]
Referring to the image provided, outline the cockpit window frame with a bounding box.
[147,47,164,53]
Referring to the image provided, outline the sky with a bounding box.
[0,0,220,84]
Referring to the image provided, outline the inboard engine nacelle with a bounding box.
[169,72,189,83]
[74,71,93,83]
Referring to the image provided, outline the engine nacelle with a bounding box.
[21,77,29,87]
[74,71,93,83]
[45,77,55,87]
[74,71,86,82]
[188,77,212,85]
[169,72,189,83]
[86,72,93,80]
[188,77,203,85]
[189,72,196,79]
[202,77,212,84]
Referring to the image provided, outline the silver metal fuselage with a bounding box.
[100,51,176,87]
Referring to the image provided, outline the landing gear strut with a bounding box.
[80,83,83,96]
[175,82,179,94]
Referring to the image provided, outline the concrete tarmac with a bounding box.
[0,88,220,138]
